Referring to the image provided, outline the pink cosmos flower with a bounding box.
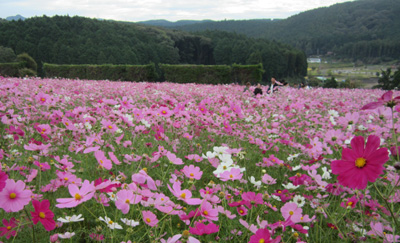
[0,179,32,212]
[167,181,202,205]
[281,202,302,222]
[241,192,264,208]
[56,180,95,208]
[0,217,18,239]
[142,210,158,227]
[200,201,219,221]
[115,189,142,214]
[101,119,118,133]
[166,152,184,165]
[31,199,56,231]
[189,221,219,235]
[94,150,112,170]
[33,161,51,171]
[219,168,243,181]
[5,125,25,140]
[340,195,358,209]
[249,228,281,243]
[262,174,277,185]
[0,171,8,192]
[182,165,203,180]
[237,206,248,216]
[361,90,400,110]
[331,135,389,190]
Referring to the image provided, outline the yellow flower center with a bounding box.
[182,230,190,237]
[203,210,208,215]
[190,173,194,177]
[146,218,151,223]
[240,210,244,214]
[7,226,11,230]
[64,177,68,181]
[75,193,82,200]
[162,111,166,114]
[9,193,16,199]
[108,220,113,224]
[355,158,366,168]
[39,212,46,218]
[347,202,353,206]
[289,211,294,215]
[229,174,233,178]
[259,239,265,243]
[180,193,186,199]
[125,199,130,204]
[108,125,113,129]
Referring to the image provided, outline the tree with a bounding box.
[377,68,392,90]
[0,46,16,62]
[324,77,338,88]
[17,53,37,73]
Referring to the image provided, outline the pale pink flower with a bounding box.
[56,180,95,208]
[0,179,32,212]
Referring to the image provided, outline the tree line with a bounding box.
[0,15,307,81]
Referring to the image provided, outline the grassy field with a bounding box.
[307,61,399,88]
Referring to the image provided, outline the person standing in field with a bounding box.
[267,77,279,94]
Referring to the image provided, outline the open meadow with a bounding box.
[0,77,399,243]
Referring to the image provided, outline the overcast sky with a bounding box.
[1,0,354,22]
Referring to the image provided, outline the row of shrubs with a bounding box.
[0,53,38,77]
[41,63,264,84]
[43,63,157,82]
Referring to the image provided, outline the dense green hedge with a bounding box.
[43,63,157,81]
[160,63,264,84]
[42,63,263,84]
[0,62,22,77]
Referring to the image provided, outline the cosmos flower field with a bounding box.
[0,76,399,243]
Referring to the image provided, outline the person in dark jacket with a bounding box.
[254,83,263,96]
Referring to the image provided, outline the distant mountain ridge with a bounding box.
[141,0,400,62]
[137,19,214,27]
[6,15,26,21]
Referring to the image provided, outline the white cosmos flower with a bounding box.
[292,165,302,171]
[107,192,117,201]
[357,125,367,131]
[218,153,232,162]
[84,122,92,130]
[271,195,281,201]
[213,146,229,155]
[282,182,300,190]
[58,214,84,223]
[321,167,332,180]
[328,110,339,117]
[121,218,140,227]
[249,176,261,188]
[202,151,216,159]
[292,195,306,208]
[287,153,300,162]
[141,119,151,128]
[58,232,75,239]
[329,116,337,125]
[99,216,123,229]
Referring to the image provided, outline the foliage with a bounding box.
[43,63,157,81]
[160,63,264,84]
[160,64,232,84]
[0,45,16,62]
[377,68,400,90]
[17,53,37,72]
[0,62,21,77]
[323,77,338,88]
[0,15,307,80]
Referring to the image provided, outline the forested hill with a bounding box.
[0,15,307,79]
[159,0,400,62]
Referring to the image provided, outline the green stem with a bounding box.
[373,183,399,229]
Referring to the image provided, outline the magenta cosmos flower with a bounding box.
[0,217,18,239]
[0,179,32,212]
[249,228,281,243]
[31,199,56,231]
[331,135,389,190]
